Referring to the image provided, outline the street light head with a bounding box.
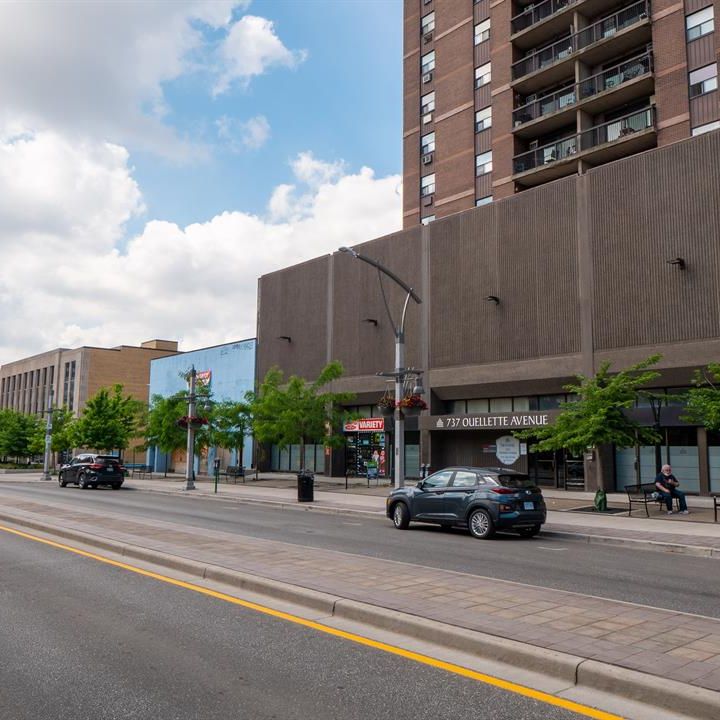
[339,246,359,258]
[485,295,500,305]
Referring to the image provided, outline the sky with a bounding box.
[0,0,403,365]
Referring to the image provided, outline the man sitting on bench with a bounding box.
[655,464,688,515]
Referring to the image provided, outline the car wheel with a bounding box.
[111,482,121,490]
[517,525,541,538]
[468,508,495,539]
[392,503,410,530]
[78,474,89,489]
[58,473,67,488]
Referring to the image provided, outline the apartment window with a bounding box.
[475,62,491,88]
[420,91,435,115]
[692,120,720,135]
[476,196,492,206]
[686,7,714,41]
[421,173,435,196]
[421,131,435,155]
[421,215,435,225]
[475,151,492,176]
[689,63,718,97]
[475,106,492,132]
[421,50,435,74]
[421,12,435,34]
[474,19,490,45]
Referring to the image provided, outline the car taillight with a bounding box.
[489,487,515,494]
[89,463,103,470]
[117,465,125,472]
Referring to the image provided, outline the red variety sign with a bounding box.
[343,418,386,432]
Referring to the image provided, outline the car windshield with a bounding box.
[96,457,120,465]
[496,474,535,489]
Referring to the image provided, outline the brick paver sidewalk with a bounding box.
[3,493,720,694]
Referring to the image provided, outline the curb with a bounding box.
[2,510,719,720]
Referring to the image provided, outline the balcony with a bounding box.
[511,1,651,92]
[512,106,656,185]
[512,51,653,137]
[511,0,580,49]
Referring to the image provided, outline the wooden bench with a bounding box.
[221,465,245,483]
[624,483,680,517]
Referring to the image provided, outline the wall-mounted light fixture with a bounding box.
[277,335,292,342]
[666,257,686,270]
[362,318,378,326]
[485,295,500,304]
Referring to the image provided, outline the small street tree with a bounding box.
[515,355,663,455]
[50,407,78,454]
[145,392,187,474]
[250,361,355,471]
[0,409,44,462]
[682,363,720,431]
[211,398,253,468]
[74,384,144,453]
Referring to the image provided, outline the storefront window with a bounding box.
[667,428,699,493]
[449,400,466,414]
[709,432,720,493]
[490,398,512,412]
[615,446,656,490]
[513,397,530,411]
[538,395,565,410]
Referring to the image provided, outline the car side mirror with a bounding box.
[416,480,425,489]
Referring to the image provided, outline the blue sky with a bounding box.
[129,0,402,232]
[0,1,404,363]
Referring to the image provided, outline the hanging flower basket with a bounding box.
[398,394,427,416]
[177,415,209,430]
[376,393,396,416]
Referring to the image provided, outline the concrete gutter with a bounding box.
[1,510,718,720]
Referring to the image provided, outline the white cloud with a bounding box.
[213,15,307,96]
[216,114,271,152]
[0,135,401,365]
[0,1,254,159]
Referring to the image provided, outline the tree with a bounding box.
[250,361,355,470]
[50,407,78,453]
[145,392,187,472]
[210,398,253,468]
[74,384,144,453]
[514,355,663,454]
[0,410,43,462]
[682,363,720,431]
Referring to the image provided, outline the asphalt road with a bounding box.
[2,482,719,619]
[0,530,588,720]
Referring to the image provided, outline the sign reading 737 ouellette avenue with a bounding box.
[419,410,561,431]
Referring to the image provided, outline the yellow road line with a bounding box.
[1,523,624,720]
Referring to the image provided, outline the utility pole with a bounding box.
[184,366,197,490]
[41,387,54,481]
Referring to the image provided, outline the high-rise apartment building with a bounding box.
[403,0,719,227]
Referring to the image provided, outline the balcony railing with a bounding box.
[511,0,579,35]
[512,1,650,80]
[513,106,654,173]
[512,51,652,126]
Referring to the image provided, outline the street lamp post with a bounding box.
[339,246,422,489]
[184,366,197,491]
[40,386,54,481]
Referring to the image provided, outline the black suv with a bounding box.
[386,466,546,539]
[58,454,125,490]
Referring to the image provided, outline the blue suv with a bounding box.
[386,466,546,539]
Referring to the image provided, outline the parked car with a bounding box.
[386,466,546,539]
[58,454,125,490]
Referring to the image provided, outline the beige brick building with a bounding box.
[0,339,179,417]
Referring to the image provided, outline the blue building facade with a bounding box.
[147,339,256,473]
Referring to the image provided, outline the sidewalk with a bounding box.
[1,482,720,720]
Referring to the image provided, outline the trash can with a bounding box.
[297,470,314,502]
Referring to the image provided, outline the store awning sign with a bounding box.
[344,418,386,432]
[422,411,554,430]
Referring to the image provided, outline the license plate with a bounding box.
[523,501,534,510]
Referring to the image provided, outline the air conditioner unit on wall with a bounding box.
[422,72,433,84]
[422,195,434,206]
[422,153,433,165]
[529,140,539,149]
[423,32,433,43]
[422,113,433,124]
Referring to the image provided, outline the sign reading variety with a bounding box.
[343,418,386,432]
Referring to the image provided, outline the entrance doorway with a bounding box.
[528,450,585,490]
